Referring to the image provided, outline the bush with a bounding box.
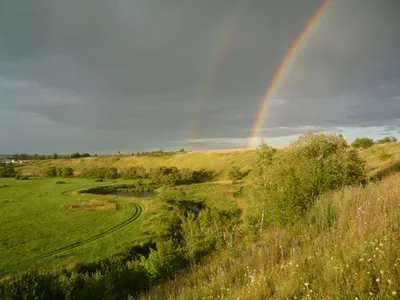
[0,163,16,178]
[44,166,58,177]
[351,137,375,149]
[56,181,66,184]
[58,167,74,177]
[252,133,366,228]
[94,178,104,182]
[376,136,398,144]
[80,167,119,179]
[228,166,243,180]
[139,239,183,282]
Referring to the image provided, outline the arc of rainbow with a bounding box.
[189,0,252,146]
[249,0,334,148]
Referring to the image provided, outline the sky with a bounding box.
[1,0,400,154]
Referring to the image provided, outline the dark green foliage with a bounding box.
[79,183,160,195]
[132,149,186,157]
[44,166,58,177]
[120,166,148,179]
[69,152,81,158]
[351,137,375,149]
[56,181,66,185]
[0,163,16,178]
[11,152,91,160]
[80,167,119,179]
[139,239,184,282]
[58,167,74,178]
[120,166,214,186]
[228,166,243,180]
[376,136,397,144]
[94,179,104,182]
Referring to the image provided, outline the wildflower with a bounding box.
[304,283,309,287]
[388,279,393,284]
[359,258,364,262]
[380,270,384,274]
[376,278,380,282]
[392,291,397,295]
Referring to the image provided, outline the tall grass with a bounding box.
[140,174,400,299]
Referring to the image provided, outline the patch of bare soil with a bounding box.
[62,200,117,211]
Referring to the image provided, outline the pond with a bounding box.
[79,183,160,198]
[114,191,156,198]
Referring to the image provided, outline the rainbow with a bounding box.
[249,0,334,148]
[189,0,251,145]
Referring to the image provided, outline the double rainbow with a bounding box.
[248,0,334,148]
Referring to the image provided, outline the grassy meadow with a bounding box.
[0,178,153,277]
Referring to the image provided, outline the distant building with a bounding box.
[116,151,121,156]
[1,159,15,164]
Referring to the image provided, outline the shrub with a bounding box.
[139,239,184,282]
[94,179,104,182]
[0,163,16,178]
[44,166,58,177]
[252,133,366,228]
[56,181,66,184]
[376,136,398,144]
[351,137,375,149]
[80,167,119,179]
[228,166,243,180]
[58,167,74,177]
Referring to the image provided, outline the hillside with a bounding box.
[140,172,400,299]
[18,142,400,180]
[18,149,258,180]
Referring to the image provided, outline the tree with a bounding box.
[351,137,374,149]
[251,133,366,229]
[251,140,276,232]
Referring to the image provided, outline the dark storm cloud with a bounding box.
[0,0,399,152]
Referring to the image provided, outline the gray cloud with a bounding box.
[0,0,399,153]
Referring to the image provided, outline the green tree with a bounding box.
[251,133,366,228]
[351,137,374,149]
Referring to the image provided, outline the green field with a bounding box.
[0,176,243,279]
[0,178,155,278]
[2,141,400,294]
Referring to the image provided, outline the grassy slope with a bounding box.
[141,171,400,300]
[19,143,400,181]
[0,178,152,278]
[18,150,257,180]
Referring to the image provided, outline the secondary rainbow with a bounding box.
[249,0,334,148]
[189,0,251,145]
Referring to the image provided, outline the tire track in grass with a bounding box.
[36,202,142,261]
[1,185,144,277]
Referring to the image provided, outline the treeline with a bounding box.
[351,135,398,149]
[10,152,91,161]
[80,166,214,185]
[132,149,187,157]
